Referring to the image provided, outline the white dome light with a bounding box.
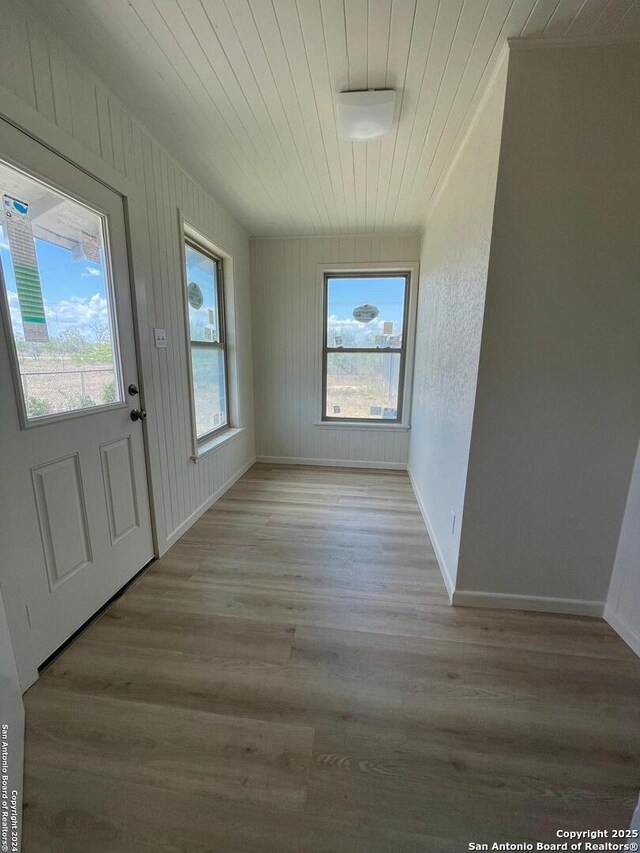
[336,90,397,141]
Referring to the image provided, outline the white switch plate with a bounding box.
[154,328,167,348]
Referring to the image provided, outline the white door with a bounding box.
[0,119,154,672]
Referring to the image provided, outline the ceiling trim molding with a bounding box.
[426,44,509,222]
[508,35,640,51]
[250,231,421,243]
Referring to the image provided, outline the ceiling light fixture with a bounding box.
[336,90,396,141]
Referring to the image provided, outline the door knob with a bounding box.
[128,383,139,395]
[130,408,147,422]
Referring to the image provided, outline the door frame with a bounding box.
[0,88,164,690]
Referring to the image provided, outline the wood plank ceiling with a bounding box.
[31,0,640,236]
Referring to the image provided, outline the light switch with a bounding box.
[154,328,167,348]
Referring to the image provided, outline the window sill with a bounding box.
[191,427,245,462]
[313,421,410,430]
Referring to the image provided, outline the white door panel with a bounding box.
[0,118,154,671]
[32,453,93,588]
[101,436,140,544]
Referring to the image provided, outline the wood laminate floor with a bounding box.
[22,464,640,852]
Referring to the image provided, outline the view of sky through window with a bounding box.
[326,275,406,348]
[0,162,121,420]
[1,236,108,340]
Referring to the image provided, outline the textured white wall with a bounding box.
[251,234,420,466]
[457,43,640,610]
[408,57,508,591]
[606,441,640,656]
[0,0,255,552]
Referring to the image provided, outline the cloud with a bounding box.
[328,314,395,334]
[46,292,108,322]
[328,314,392,326]
[44,293,109,338]
[329,315,378,329]
[82,266,101,277]
[7,289,111,342]
[6,290,22,329]
[7,289,109,336]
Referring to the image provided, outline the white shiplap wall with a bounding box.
[0,0,255,552]
[251,234,420,467]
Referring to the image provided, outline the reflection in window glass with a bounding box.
[184,237,229,441]
[191,347,227,438]
[185,243,220,343]
[0,160,121,420]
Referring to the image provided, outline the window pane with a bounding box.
[191,347,227,437]
[326,352,401,420]
[326,276,406,349]
[0,160,122,420]
[185,243,220,343]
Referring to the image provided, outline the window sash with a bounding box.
[184,236,229,442]
[324,347,403,354]
[190,341,225,350]
[185,237,226,347]
[322,272,410,424]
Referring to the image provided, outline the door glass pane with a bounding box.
[191,347,227,438]
[0,160,122,420]
[326,352,401,420]
[326,276,406,349]
[185,243,220,343]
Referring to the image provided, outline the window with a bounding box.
[183,234,229,442]
[0,159,122,422]
[322,272,410,422]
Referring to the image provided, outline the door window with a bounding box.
[0,160,122,422]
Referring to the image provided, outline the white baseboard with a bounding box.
[452,589,605,618]
[255,455,407,471]
[406,468,607,619]
[162,457,256,552]
[604,604,640,657]
[407,467,455,602]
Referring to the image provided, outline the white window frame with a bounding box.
[315,261,419,430]
[179,219,241,460]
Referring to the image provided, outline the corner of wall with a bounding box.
[456,42,640,617]
[407,467,454,601]
[407,51,509,602]
[604,439,640,656]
